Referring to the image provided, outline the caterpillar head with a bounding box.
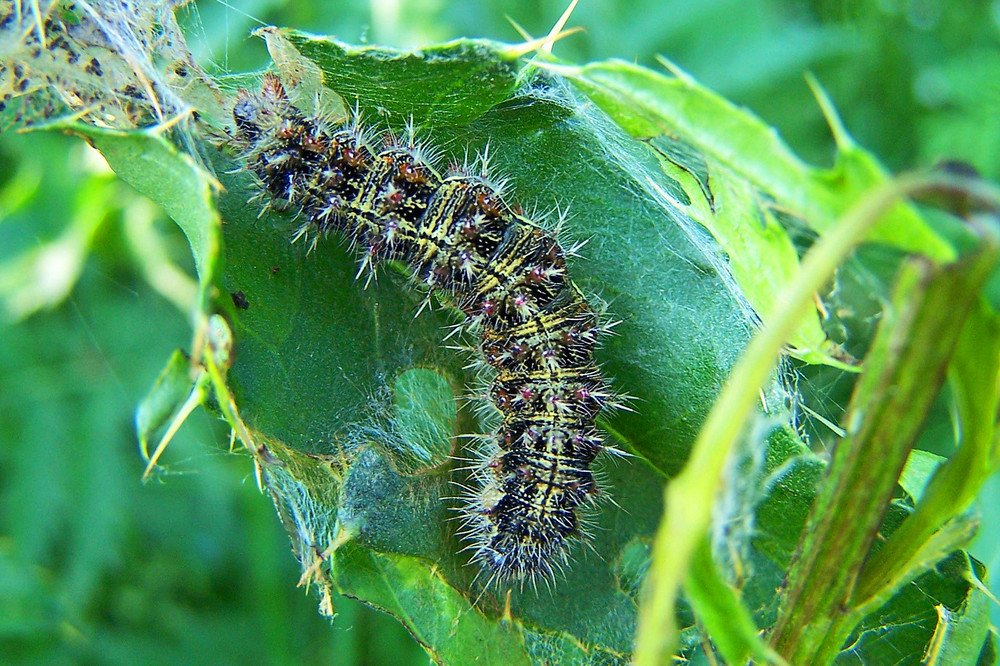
[232,73,292,145]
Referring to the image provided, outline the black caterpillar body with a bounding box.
[232,74,617,583]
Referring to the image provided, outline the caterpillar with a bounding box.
[230,73,620,584]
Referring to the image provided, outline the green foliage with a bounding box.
[4,1,1000,665]
[217,32,725,656]
[0,95,425,666]
[769,246,997,664]
[206,32,1000,664]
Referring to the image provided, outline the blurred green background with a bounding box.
[1,1,998,663]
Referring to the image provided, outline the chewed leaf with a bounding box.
[392,368,458,472]
[559,58,954,261]
[838,552,992,665]
[211,30,790,661]
[553,58,963,370]
[5,1,994,663]
[648,135,712,210]
[646,133,856,369]
[899,450,947,503]
[329,544,536,666]
[277,30,523,127]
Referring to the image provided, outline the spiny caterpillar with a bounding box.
[230,73,621,584]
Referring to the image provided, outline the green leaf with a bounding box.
[852,293,1000,611]
[329,543,535,666]
[559,59,954,261]
[552,58,958,370]
[51,122,223,321]
[276,30,523,126]
[685,537,783,665]
[214,34,781,662]
[899,450,947,503]
[836,552,992,666]
[134,349,196,462]
[644,127,853,370]
[737,429,991,666]
[392,368,458,472]
[40,122,231,481]
[771,244,998,664]
[948,300,1000,473]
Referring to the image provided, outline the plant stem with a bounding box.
[633,173,943,666]
[767,246,997,665]
[851,271,999,610]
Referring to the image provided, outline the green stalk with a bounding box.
[850,252,999,609]
[768,244,995,664]
[685,536,787,665]
[632,173,954,666]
